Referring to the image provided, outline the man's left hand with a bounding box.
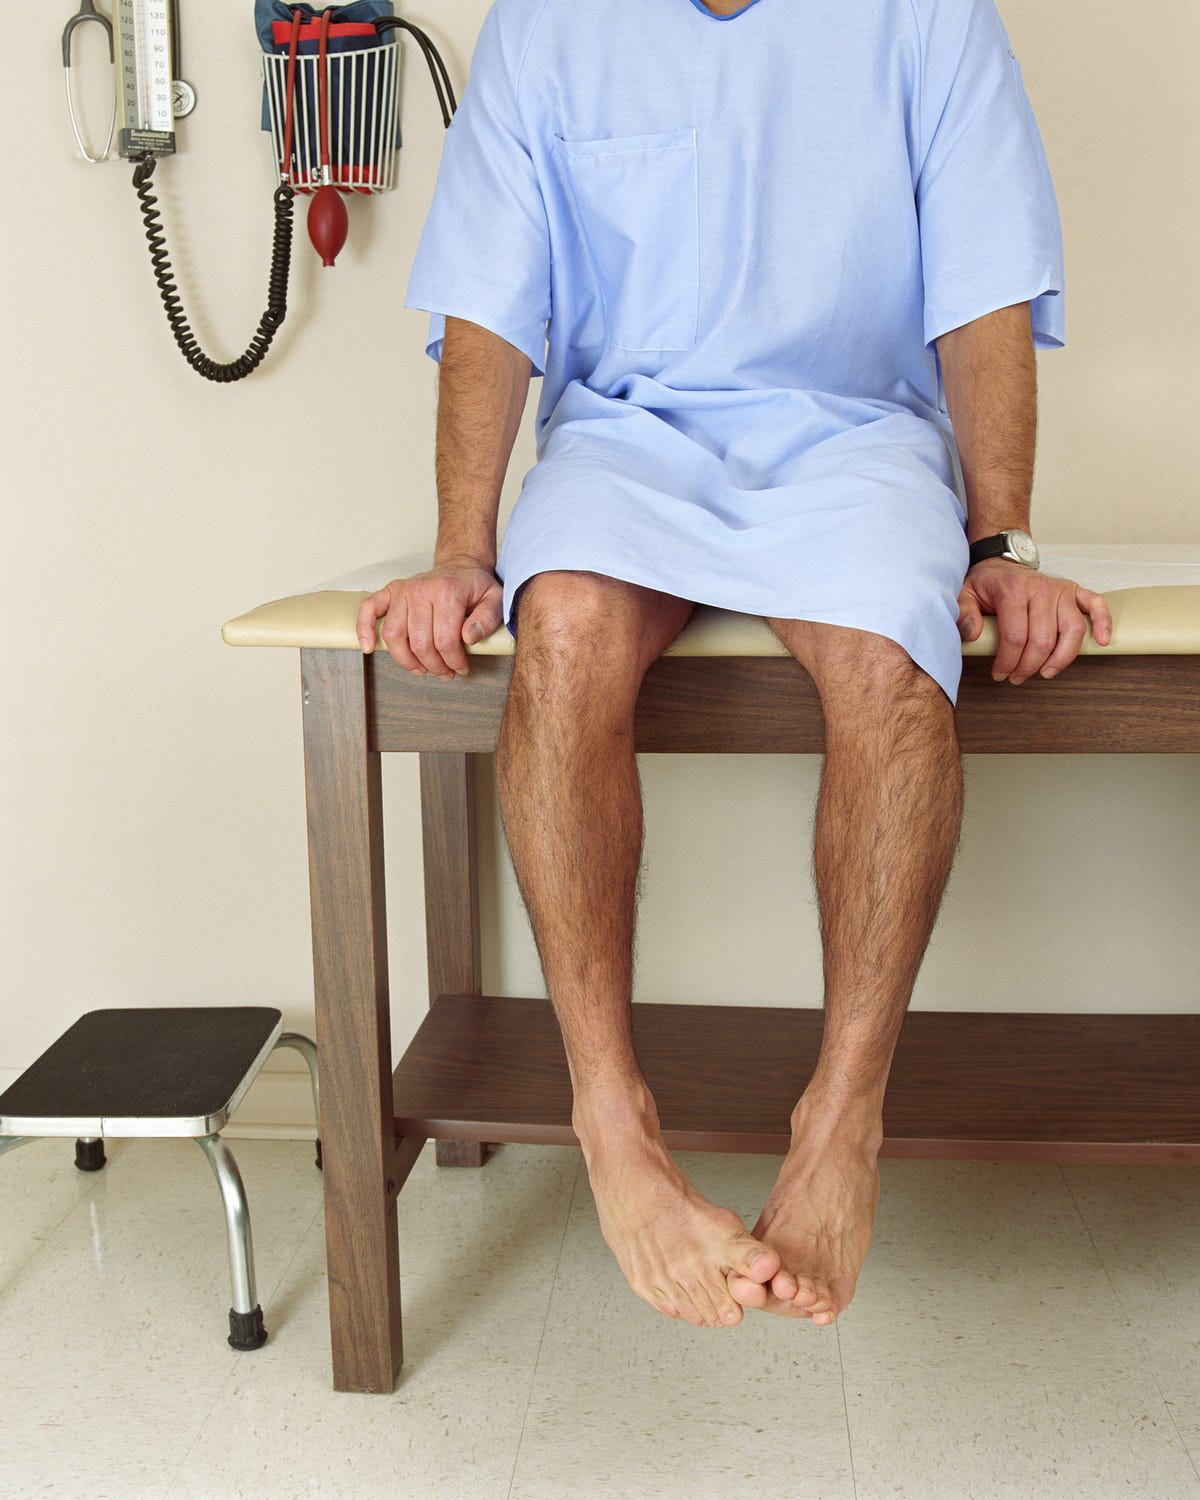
[957,558,1113,684]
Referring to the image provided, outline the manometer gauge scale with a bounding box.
[116,0,176,156]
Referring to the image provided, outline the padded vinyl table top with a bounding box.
[223,544,1200,656]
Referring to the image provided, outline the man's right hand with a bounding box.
[356,557,503,681]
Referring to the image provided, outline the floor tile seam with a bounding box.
[160,1193,326,1500]
[505,1153,586,1500]
[834,1322,859,1500]
[264,1191,326,1299]
[0,1139,136,1300]
[1058,1163,1200,1485]
[160,1396,225,1500]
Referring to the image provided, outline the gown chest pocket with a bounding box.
[553,127,700,353]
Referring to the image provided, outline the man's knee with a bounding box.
[515,571,615,644]
[836,631,931,703]
[768,618,944,715]
[513,571,687,687]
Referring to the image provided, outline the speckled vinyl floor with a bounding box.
[0,1136,1197,1499]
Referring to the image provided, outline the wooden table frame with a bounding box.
[299,646,1200,1393]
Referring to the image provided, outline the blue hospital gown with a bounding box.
[402,0,1065,705]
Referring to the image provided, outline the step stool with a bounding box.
[0,1007,319,1351]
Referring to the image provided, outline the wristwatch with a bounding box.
[968,529,1041,570]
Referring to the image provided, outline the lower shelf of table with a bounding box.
[392,995,1200,1164]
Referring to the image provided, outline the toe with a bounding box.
[783,1280,835,1317]
[771,1267,798,1301]
[760,1287,815,1319]
[729,1236,780,1284]
[688,1279,722,1329]
[708,1281,745,1327]
[727,1272,770,1309]
[810,1282,849,1323]
[730,1276,817,1318]
[772,1269,823,1309]
[647,1288,682,1320]
[671,1282,710,1329]
[699,1275,744,1329]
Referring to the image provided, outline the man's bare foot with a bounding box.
[726,1090,884,1325]
[573,1081,780,1328]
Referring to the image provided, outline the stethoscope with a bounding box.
[62,0,196,165]
[62,0,116,164]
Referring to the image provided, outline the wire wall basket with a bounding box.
[263,38,401,194]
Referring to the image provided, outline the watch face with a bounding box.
[1007,530,1039,566]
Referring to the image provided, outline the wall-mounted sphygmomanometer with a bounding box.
[61,1,456,382]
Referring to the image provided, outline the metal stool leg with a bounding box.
[194,1133,267,1351]
[273,1031,321,1169]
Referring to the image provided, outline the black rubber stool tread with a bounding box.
[0,1008,282,1126]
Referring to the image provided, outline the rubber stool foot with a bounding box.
[228,1305,267,1351]
[74,1139,106,1172]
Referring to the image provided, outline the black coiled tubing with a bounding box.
[132,154,295,383]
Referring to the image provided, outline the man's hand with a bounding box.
[957,558,1113,684]
[355,556,503,681]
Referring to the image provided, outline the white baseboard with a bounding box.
[215,1065,320,1140]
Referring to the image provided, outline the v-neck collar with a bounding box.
[684,0,766,19]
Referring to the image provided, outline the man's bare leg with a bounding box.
[728,620,964,1325]
[496,570,780,1328]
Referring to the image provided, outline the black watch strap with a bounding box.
[969,533,1014,568]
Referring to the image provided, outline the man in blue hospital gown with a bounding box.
[359,0,1113,1329]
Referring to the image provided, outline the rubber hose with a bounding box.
[131,154,295,384]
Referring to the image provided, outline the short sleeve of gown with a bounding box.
[402,1,551,375]
[915,0,1065,351]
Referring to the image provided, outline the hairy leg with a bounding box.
[495,571,779,1327]
[729,621,964,1324]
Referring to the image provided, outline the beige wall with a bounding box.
[3,2,1198,1131]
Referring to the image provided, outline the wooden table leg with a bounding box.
[302,649,405,1393]
[419,752,489,1168]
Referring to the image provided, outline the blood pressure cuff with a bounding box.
[256,1,401,149]
[255,0,395,52]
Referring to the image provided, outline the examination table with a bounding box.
[223,542,1200,1393]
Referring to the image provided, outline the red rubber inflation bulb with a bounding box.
[307,9,348,266]
[307,185,348,267]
